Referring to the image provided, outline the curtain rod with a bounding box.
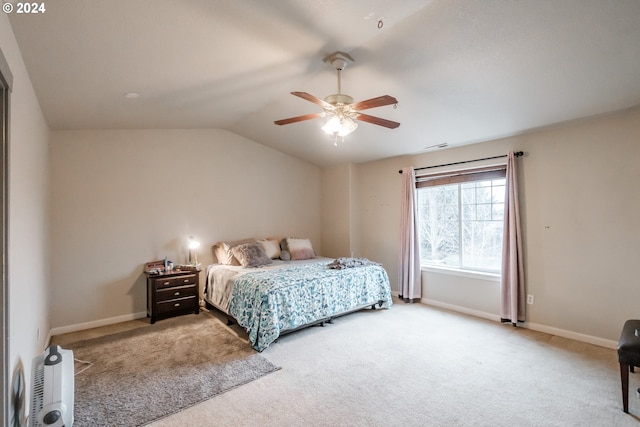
[398,151,523,174]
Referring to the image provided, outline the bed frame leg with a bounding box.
[371,300,385,310]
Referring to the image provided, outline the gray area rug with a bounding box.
[66,312,280,426]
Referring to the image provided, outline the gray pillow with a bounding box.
[231,242,272,267]
[279,250,291,261]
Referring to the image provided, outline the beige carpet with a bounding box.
[61,312,280,426]
[140,300,638,426]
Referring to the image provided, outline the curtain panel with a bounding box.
[399,166,421,302]
[500,151,525,325]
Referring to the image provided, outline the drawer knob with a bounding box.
[183,279,189,283]
[174,291,180,296]
[163,281,170,286]
[174,303,180,307]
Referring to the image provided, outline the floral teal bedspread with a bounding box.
[228,260,392,351]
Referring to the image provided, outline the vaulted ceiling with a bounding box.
[9,0,640,166]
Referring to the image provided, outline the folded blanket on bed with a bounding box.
[326,257,381,269]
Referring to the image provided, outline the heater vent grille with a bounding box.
[29,361,45,427]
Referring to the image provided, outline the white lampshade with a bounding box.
[188,236,200,249]
[188,236,200,265]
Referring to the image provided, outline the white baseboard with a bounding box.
[421,298,502,322]
[420,298,618,350]
[523,321,618,349]
[49,311,148,341]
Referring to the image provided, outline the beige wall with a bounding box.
[350,107,640,345]
[49,129,321,329]
[321,163,364,259]
[321,164,350,258]
[1,12,51,409]
[322,163,361,258]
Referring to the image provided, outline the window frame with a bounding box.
[415,164,506,276]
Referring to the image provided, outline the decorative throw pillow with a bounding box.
[257,239,281,259]
[279,238,289,252]
[279,250,291,261]
[213,238,255,265]
[285,238,316,260]
[231,242,272,267]
[213,242,233,265]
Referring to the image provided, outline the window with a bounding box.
[416,168,505,273]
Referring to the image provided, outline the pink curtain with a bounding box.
[500,152,525,325]
[399,167,421,302]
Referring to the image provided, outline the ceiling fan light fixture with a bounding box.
[274,51,400,136]
[322,115,358,137]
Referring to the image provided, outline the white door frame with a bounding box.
[0,46,13,427]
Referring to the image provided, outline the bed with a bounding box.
[204,254,392,352]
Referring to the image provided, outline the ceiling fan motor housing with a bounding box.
[324,93,354,106]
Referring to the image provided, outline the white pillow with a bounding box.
[257,239,281,259]
[286,238,316,260]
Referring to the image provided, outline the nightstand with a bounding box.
[146,269,200,324]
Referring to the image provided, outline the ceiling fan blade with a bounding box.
[356,113,401,129]
[274,112,323,126]
[291,92,333,109]
[351,95,398,111]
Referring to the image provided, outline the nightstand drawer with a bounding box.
[153,277,178,288]
[156,296,197,315]
[174,274,197,286]
[153,274,197,289]
[156,284,196,302]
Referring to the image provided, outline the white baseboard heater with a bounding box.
[29,345,74,427]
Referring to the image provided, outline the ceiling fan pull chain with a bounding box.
[330,133,346,147]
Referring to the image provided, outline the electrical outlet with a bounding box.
[527,294,534,305]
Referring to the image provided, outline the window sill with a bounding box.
[420,265,500,282]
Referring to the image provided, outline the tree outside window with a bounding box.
[417,178,505,273]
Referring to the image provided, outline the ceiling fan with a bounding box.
[274,52,400,144]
